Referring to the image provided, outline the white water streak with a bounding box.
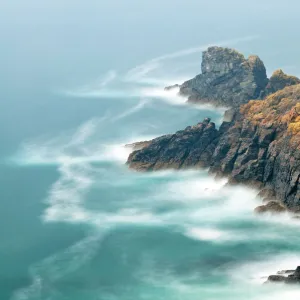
[63,35,260,99]
[125,35,259,81]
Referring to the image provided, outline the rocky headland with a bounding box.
[178,46,269,108]
[128,47,300,210]
[126,46,300,283]
[166,46,299,108]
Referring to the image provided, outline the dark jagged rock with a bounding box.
[128,118,219,171]
[268,267,300,284]
[267,275,287,283]
[166,47,300,109]
[178,47,268,108]
[127,84,300,210]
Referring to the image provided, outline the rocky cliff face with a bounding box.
[128,84,300,210]
[178,46,269,108]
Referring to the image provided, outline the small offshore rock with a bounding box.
[268,267,300,284]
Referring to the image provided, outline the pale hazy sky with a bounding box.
[1,0,300,89]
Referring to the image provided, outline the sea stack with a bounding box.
[177,47,268,107]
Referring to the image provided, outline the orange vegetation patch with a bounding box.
[240,85,300,132]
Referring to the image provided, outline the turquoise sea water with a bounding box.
[1,1,300,299]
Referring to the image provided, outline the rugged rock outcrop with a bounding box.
[254,201,287,214]
[257,188,277,202]
[265,69,300,95]
[127,84,300,210]
[166,47,300,109]
[268,267,300,284]
[128,118,219,171]
[176,46,269,108]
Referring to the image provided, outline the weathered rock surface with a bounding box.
[254,201,287,214]
[178,47,269,108]
[128,118,219,171]
[268,267,300,284]
[265,69,300,95]
[166,47,300,109]
[257,188,276,202]
[127,84,300,210]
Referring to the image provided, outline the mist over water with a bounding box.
[6,52,300,300]
[1,0,300,299]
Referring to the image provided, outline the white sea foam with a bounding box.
[9,111,160,224]
[185,227,229,242]
[125,35,259,82]
[12,35,268,231]
[230,253,300,285]
[111,98,149,121]
[256,289,300,300]
[63,35,260,114]
[63,84,189,107]
[64,70,117,96]
[69,118,100,146]
[12,234,104,300]
[132,76,189,86]
[161,176,228,202]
